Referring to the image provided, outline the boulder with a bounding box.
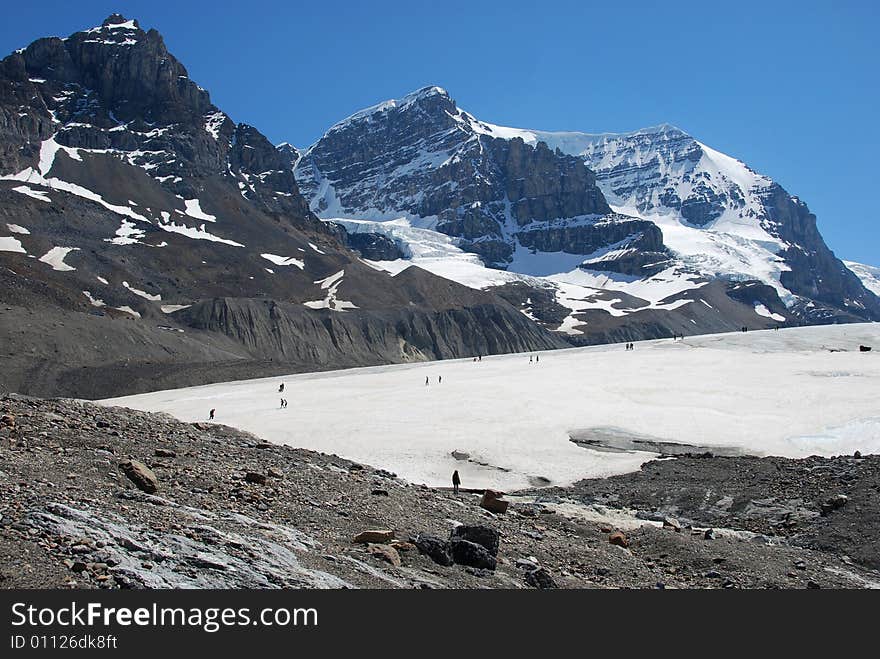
[525,567,558,589]
[267,467,284,479]
[413,533,453,566]
[608,531,629,548]
[368,544,401,567]
[245,472,267,485]
[820,494,848,516]
[449,538,496,571]
[663,517,682,532]
[390,541,416,553]
[451,525,500,556]
[0,414,14,428]
[480,489,509,514]
[353,530,395,544]
[119,460,158,494]
[154,448,177,458]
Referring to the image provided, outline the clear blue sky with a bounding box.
[3,1,878,265]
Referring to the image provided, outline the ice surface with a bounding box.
[103,324,880,492]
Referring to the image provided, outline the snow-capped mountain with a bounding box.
[293,86,880,338]
[0,19,565,398]
[844,261,880,297]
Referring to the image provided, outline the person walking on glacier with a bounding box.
[452,469,461,494]
[209,408,215,420]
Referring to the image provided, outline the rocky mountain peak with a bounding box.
[101,13,139,28]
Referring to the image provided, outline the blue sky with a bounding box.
[3,1,878,265]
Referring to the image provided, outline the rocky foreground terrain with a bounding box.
[1,394,878,589]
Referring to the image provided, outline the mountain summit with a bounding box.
[0,23,565,398]
[292,86,880,337]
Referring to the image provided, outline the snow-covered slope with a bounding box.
[845,261,880,296]
[104,323,880,491]
[293,87,880,334]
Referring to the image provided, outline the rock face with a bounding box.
[0,20,568,399]
[295,86,660,272]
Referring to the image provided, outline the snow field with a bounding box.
[102,324,880,491]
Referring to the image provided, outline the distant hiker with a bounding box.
[209,409,215,420]
[452,470,461,494]
[478,355,482,362]
[473,357,477,362]
[530,355,533,363]
[439,375,442,384]
[279,383,285,393]
[425,376,429,386]
[536,354,540,363]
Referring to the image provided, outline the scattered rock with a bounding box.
[608,531,629,548]
[353,530,395,544]
[820,494,848,516]
[245,472,267,485]
[368,544,401,567]
[370,489,389,497]
[413,534,452,566]
[154,448,177,458]
[449,538,496,571]
[663,517,682,532]
[524,566,558,589]
[118,460,158,494]
[479,489,509,514]
[267,467,283,479]
[450,525,500,556]
[704,528,716,540]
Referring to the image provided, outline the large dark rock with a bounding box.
[413,533,453,566]
[450,525,500,556]
[449,538,497,570]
